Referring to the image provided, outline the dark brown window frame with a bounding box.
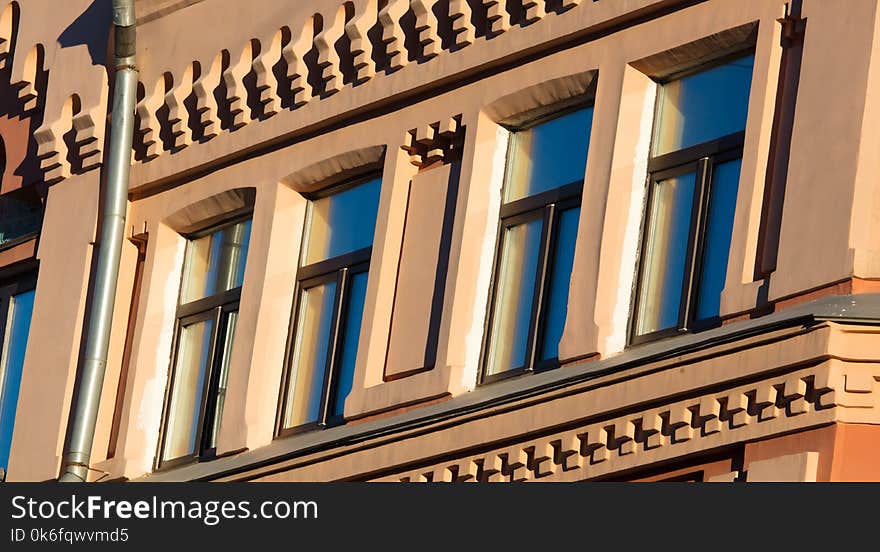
[275,174,379,438]
[155,214,251,471]
[629,52,754,347]
[478,104,591,386]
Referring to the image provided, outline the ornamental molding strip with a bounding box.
[0,0,109,185]
[401,115,464,168]
[374,358,880,482]
[2,1,794,190]
[130,0,726,195]
[130,0,601,172]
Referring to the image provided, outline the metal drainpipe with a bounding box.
[59,0,138,483]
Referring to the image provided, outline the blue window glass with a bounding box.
[483,104,593,380]
[181,219,252,304]
[162,218,252,464]
[540,207,580,361]
[696,159,742,320]
[206,311,238,449]
[636,172,697,336]
[653,56,755,156]
[163,317,215,461]
[486,218,543,376]
[0,289,35,471]
[282,175,382,430]
[0,190,42,248]
[304,178,381,265]
[331,271,369,417]
[506,108,593,202]
[633,53,752,341]
[284,281,337,428]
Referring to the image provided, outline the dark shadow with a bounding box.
[545,0,571,15]
[272,28,297,110]
[466,0,489,40]
[434,0,454,51]
[9,48,48,186]
[211,51,237,132]
[156,73,186,153]
[337,3,357,86]
[62,96,83,174]
[304,15,324,98]
[400,6,418,63]
[57,0,113,67]
[755,3,805,285]
[131,81,151,161]
[505,0,524,27]
[243,40,267,121]
[423,140,464,371]
[368,0,391,73]
[183,62,208,142]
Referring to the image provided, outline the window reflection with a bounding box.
[540,207,580,362]
[653,56,754,156]
[161,216,252,466]
[304,178,381,265]
[207,311,238,449]
[636,172,696,336]
[331,271,368,418]
[281,174,382,433]
[632,52,753,341]
[506,108,593,202]
[181,220,252,304]
[0,289,35,471]
[163,318,214,462]
[486,218,543,376]
[0,190,42,247]
[284,281,337,429]
[696,159,742,320]
[483,104,592,382]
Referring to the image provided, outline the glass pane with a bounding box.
[696,159,742,320]
[486,218,543,377]
[540,207,580,362]
[0,191,41,247]
[304,178,381,265]
[506,107,593,202]
[0,290,35,471]
[181,220,252,304]
[636,172,697,336]
[653,55,755,156]
[284,281,337,428]
[331,271,369,418]
[162,318,214,462]
[207,311,238,450]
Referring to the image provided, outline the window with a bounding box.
[0,275,36,474]
[0,188,42,249]
[278,175,381,435]
[158,218,252,468]
[631,54,755,343]
[481,105,594,383]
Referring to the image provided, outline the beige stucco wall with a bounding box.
[3,0,880,482]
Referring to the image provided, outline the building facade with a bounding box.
[0,0,879,482]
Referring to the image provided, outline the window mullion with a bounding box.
[525,203,556,371]
[318,268,349,425]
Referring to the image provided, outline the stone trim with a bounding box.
[380,359,866,482]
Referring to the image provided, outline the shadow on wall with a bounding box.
[57,0,112,67]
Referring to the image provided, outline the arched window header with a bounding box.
[282,145,386,196]
[164,187,255,235]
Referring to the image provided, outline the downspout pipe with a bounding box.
[59,0,138,483]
